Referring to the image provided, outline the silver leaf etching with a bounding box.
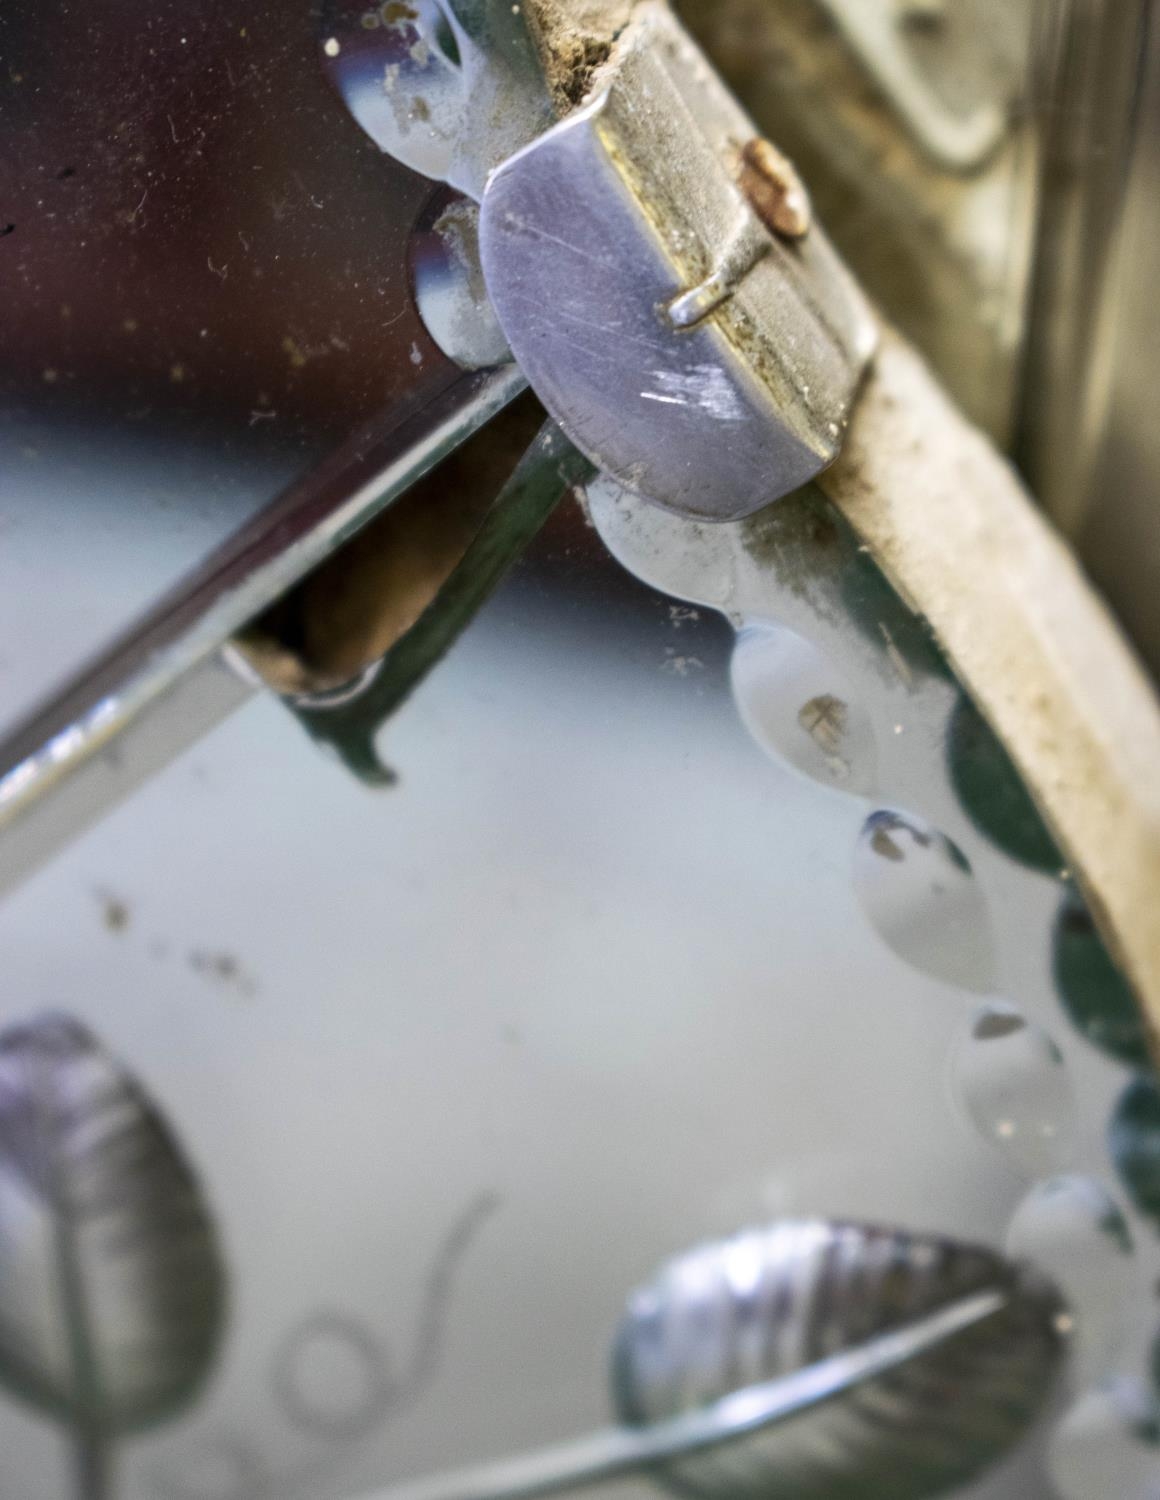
[0,1012,227,1499]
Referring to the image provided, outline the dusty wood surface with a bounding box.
[521,0,636,107]
[825,325,1160,1043]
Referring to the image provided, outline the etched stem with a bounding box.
[73,1429,113,1500]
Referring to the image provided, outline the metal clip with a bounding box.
[478,3,877,521]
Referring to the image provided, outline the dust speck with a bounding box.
[189,948,258,997]
[95,889,130,933]
[282,335,308,369]
[662,649,703,677]
[973,1009,1027,1041]
[869,826,905,862]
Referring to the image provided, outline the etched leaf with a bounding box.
[0,1013,227,1441]
[613,1218,1065,1500]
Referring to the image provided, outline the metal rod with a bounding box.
[289,420,597,782]
[0,364,527,896]
[355,1289,1006,1500]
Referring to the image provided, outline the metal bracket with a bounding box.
[478,4,877,521]
[349,1,879,522]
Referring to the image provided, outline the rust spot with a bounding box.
[738,138,811,240]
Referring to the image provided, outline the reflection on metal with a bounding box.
[354,1218,1064,1500]
[816,0,1009,171]
[479,4,877,521]
[0,365,526,898]
[287,419,595,782]
[0,1014,227,1500]
[316,0,554,201]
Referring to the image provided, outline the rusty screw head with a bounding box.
[738,138,811,241]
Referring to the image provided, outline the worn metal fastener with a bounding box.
[479,3,877,521]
